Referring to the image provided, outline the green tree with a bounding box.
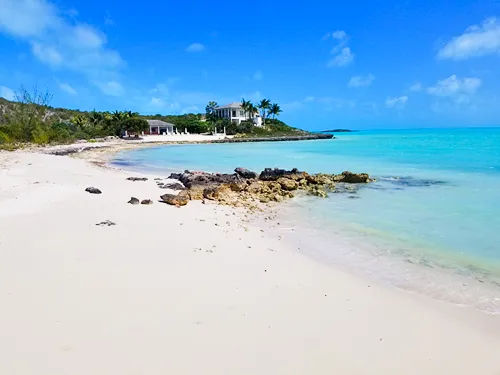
[119,118,149,137]
[205,101,218,123]
[5,85,53,142]
[268,103,282,119]
[257,98,271,126]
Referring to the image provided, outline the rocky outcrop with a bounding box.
[85,187,102,194]
[141,199,153,205]
[163,167,373,208]
[126,177,148,182]
[160,193,189,206]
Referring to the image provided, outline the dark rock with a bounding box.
[177,170,242,189]
[126,177,148,182]
[128,197,140,205]
[85,187,102,194]
[160,193,189,206]
[379,176,446,188]
[160,182,186,190]
[141,199,153,205]
[168,173,182,180]
[96,220,116,226]
[259,168,308,181]
[235,167,258,179]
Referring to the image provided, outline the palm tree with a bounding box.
[70,114,87,129]
[257,99,271,126]
[268,103,282,119]
[88,110,104,126]
[241,98,249,119]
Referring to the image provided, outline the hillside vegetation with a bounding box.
[0,87,307,149]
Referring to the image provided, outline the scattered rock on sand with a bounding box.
[85,187,102,194]
[96,220,116,226]
[128,197,140,205]
[126,177,148,182]
[160,193,189,206]
[141,199,153,205]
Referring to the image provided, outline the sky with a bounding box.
[1,0,500,130]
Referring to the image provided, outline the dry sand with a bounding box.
[1,149,500,375]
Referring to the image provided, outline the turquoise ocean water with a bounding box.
[113,128,500,312]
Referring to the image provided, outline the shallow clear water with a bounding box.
[113,128,500,311]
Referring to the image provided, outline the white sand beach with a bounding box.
[1,149,500,375]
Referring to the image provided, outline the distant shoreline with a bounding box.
[320,129,357,133]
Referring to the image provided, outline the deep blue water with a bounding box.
[113,128,500,309]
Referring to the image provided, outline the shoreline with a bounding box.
[76,141,500,314]
[1,147,500,374]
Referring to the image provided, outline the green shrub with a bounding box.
[31,125,50,145]
[119,118,149,136]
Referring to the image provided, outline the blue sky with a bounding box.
[1,0,500,130]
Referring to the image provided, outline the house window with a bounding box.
[232,110,236,117]
[240,111,244,116]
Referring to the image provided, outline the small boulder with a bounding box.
[337,171,370,183]
[235,167,258,179]
[141,199,153,205]
[160,193,189,206]
[126,177,148,182]
[128,197,140,205]
[85,187,102,194]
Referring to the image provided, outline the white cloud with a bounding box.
[253,70,263,81]
[438,18,500,60]
[409,82,422,92]
[185,43,205,52]
[304,96,315,102]
[31,42,63,66]
[0,0,58,38]
[331,30,347,40]
[328,47,354,67]
[0,0,123,78]
[427,75,481,97]
[325,30,354,67]
[0,85,15,101]
[58,82,77,95]
[94,80,124,96]
[348,74,374,88]
[386,96,408,108]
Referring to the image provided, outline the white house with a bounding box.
[215,103,263,127]
[146,120,175,135]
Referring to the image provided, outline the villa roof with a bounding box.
[215,102,242,109]
[146,120,175,127]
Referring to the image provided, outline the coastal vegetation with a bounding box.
[0,85,305,149]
